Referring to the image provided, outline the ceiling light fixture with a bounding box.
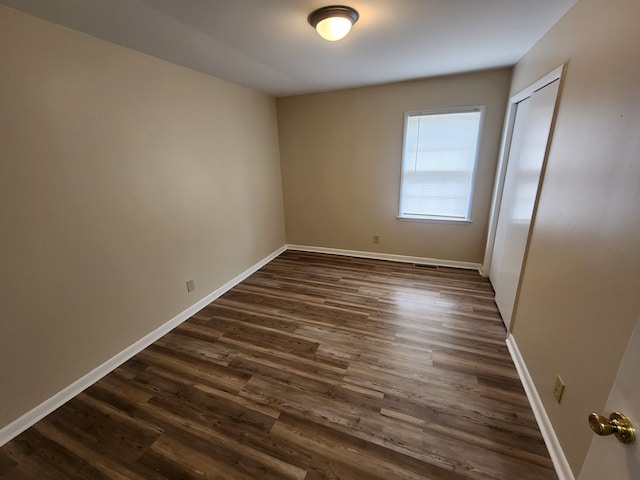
[308,5,359,42]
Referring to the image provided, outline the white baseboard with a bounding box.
[286,244,482,272]
[506,334,575,480]
[0,245,287,448]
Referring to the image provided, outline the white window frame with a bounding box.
[398,105,485,223]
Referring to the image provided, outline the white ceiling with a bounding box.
[0,0,577,97]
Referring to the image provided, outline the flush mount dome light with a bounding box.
[308,5,359,42]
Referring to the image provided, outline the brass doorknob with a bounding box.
[588,412,636,444]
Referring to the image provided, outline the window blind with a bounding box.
[400,109,483,220]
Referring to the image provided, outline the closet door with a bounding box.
[490,79,560,329]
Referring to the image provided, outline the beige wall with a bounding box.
[510,0,640,474]
[0,7,285,429]
[277,69,512,264]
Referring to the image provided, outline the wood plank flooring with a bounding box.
[0,251,557,479]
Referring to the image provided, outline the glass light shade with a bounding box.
[315,16,353,41]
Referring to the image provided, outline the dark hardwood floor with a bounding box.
[0,251,557,479]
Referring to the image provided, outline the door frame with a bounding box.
[481,65,565,319]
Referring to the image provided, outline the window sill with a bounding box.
[397,215,472,225]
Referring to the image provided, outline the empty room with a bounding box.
[1,1,638,479]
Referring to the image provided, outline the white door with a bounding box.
[489,78,560,329]
[578,316,640,479]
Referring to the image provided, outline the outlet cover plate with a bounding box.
[553,374,565,403]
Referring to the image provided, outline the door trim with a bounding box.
[481,65,565,280]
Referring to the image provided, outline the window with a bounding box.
[398,106,484,222]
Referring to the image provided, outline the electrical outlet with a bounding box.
[553,374,565,403]
[186,279,195,293]
[373,235,380,244]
